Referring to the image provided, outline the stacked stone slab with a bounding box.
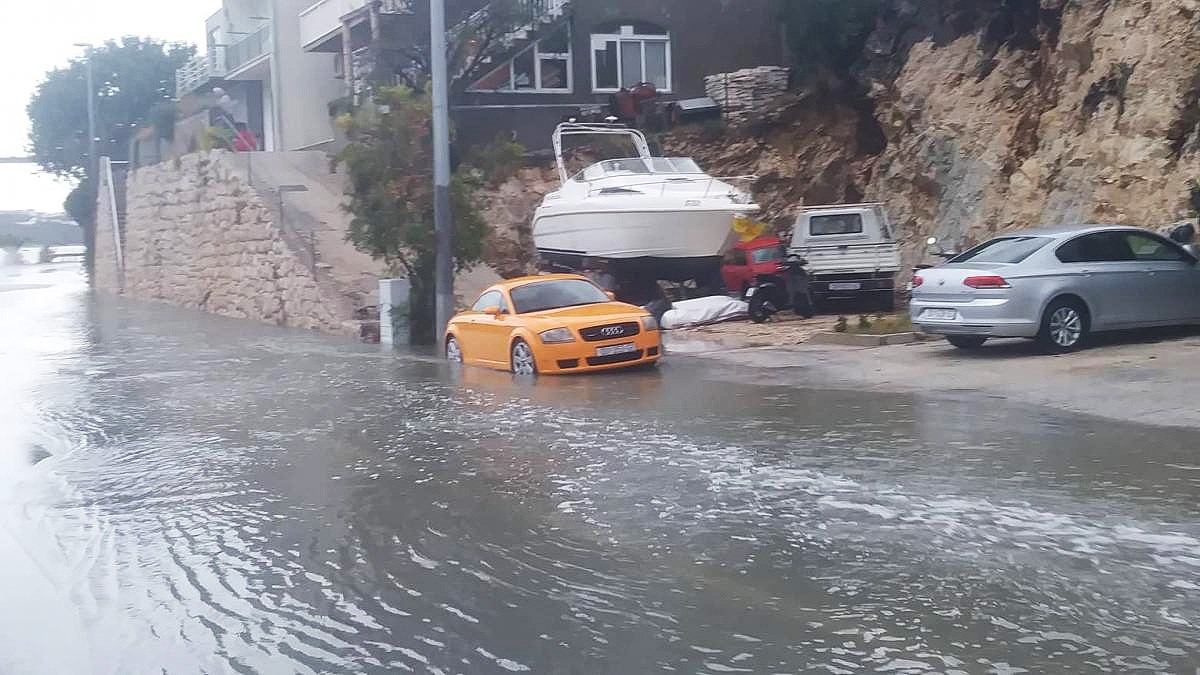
[705,66,791,126]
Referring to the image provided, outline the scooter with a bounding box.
[913,236,958,272]
[746,254,815,323]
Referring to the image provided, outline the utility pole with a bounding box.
[74,43,97,179]
[430,0,454,338]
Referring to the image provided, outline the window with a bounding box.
[471,291,508,313]
[751,246,786,264]
[510,279,609,314]
[591,25,671,92]
[949,236,1051,264]
[1056,232,1135,263]
[810,213,864,236]
[1124,232,1189,261]
[467,25,572,93]
[724,249,747,266]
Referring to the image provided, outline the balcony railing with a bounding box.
[457,0,570,44]
[300,0,413,50]
[176,54,227,96]
[226,25,273,74]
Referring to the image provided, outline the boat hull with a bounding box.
[533,206,751,261]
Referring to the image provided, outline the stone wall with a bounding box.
[93,151,357,334]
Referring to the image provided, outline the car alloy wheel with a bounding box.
[511,340,537,376]
[445,336,463,363]
[1048,306,1084,348]
[1038,298,1089,353]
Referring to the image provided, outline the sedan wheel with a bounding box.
[510,339,537,376]
[1038,300,1088,352]
[445,336,463,363]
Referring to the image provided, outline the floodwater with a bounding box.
[2,262,1199,674]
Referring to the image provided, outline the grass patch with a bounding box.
[835,313,912,335]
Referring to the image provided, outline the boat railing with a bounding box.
[583,175,758,201]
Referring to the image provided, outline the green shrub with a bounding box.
[780,0,881,89]
[466,133,526,185]
[200,126,234,151]
[148,101,178,140]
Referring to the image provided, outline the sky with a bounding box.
[0,1,213,214]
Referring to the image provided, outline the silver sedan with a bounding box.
[910,225,1200,351]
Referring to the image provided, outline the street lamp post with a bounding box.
[430,0,454,339]
[73,43,97,179]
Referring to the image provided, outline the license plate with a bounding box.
[829,282,862,291]
[744,287,756,297]
[922,308,958,321]
[596,343,637,357]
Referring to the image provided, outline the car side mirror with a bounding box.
[606,291,617,301]
[482,306,502,316]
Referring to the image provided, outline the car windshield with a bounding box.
[510,279,610,313]
[949,236,1051,264]
[751,247,785,264]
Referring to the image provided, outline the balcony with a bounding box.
[176,54,227,96]
[226,25,273,76]
[300,0,412,51]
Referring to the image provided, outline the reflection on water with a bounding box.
[1,263,1198,673]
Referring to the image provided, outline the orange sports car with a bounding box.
[444,274,663,375]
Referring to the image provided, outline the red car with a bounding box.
[721,236,787,293]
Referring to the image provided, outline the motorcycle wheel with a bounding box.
[749,292,777,324]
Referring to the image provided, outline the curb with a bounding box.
[808,331,922,347]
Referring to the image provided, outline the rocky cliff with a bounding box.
[663,0,1200,267]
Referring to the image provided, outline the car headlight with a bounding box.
[539,327,575,344]
[641,315,660,332]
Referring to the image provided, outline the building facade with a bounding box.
[298,0,787,150]
[177,0,344,152]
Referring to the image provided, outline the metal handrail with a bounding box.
[100,157,126,290]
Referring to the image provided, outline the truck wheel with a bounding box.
[793,291,816,319]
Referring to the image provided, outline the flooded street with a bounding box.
[3,263,1199,674]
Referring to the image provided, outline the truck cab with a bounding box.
[721,236,785,294]
[789,203,901,310]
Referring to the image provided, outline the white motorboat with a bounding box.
[533,123,759,283]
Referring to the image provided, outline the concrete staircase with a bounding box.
[236,151,382,331]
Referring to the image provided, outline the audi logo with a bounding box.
[600,326,625,337]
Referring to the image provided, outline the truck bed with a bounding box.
[789,242,902,275]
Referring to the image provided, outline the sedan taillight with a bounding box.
[911,275,924,287]
[963,275,1011,289]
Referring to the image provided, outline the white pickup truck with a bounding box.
[788,203,902,311]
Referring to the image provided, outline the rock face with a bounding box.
[93,151,360,335]
[665,0,1200,272]
[474,163,560,277]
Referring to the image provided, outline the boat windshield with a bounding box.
[510,279,610,314]
[649,158,703,173]
[578,157,704,181]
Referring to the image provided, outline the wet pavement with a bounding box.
[2,262,1199,674]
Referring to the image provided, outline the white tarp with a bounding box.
[661,296,749,329]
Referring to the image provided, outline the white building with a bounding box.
[176,0,344,152]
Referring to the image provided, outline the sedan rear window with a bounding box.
[949,236,1051,264]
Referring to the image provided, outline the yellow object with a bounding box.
[444,274,663,375]
[733,215,767,242]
